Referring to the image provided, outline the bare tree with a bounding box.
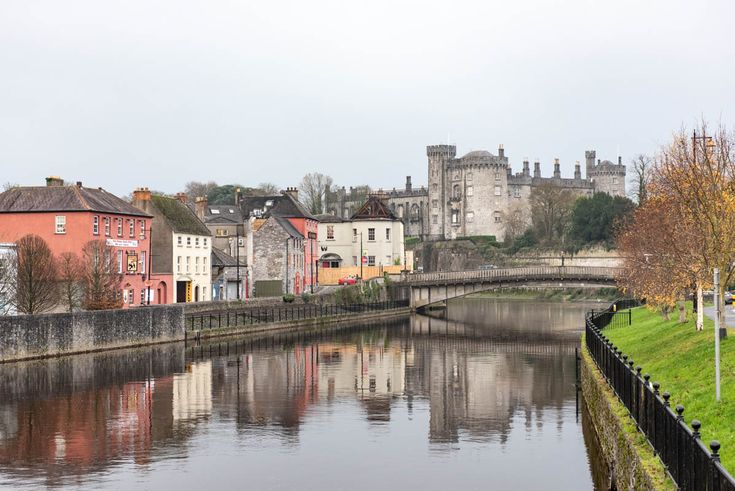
[628,154,652,204]
[529,182,576,245]
[0,245,16,315]
[501,202,528,243]
[184,181,218,201]
[81,240,123,310]
[299,173,333,214]
[256,182,280,195]
[14,235,59,314]
[2,182,18,192]
[58,252,83,312]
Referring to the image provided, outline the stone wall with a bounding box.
[0,305,185,363]
[581,342,674,490]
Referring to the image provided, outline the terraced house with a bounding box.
[132,189,212,303]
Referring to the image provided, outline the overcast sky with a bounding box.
[1,0,734,196]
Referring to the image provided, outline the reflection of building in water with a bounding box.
[173,361,213,422]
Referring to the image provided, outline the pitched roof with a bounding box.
[201,205,243,224]
[314,213,348,223]
[350,195,398,221]
[150,195,211,236]
[0,185,151,217]
[211,247,244,267]
[241,192,315,220]
[274,216,303,239]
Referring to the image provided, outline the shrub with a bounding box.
[301,292,313,303]
[282,294,295,303]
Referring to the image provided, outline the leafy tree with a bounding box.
[207,184,245,205]
[299,173,333,214]
[81,240,123,310]
[58,252,83,312]
[508,229,537,254]
[569,193,635,245]
[14,234,58,314]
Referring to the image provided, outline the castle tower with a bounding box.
[585,150,596,179]
[522,159,530,177]
[588,153,626,197]
[533,160,541,178]
[427,144,456,240]
[574,162,581,180]
[553,158,561,179]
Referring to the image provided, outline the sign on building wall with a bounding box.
[186,281,193,302]
[126,252,138,273]
[107,238,139,248]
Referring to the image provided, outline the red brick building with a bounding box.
[0,177,153,307]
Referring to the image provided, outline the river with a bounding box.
[0,298,609,490]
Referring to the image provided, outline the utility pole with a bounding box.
[715,268,722,402]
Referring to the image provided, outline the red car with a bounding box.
[338,275,358,285]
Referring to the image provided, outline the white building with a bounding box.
[317,195,405,268]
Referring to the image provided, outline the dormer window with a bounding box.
[210,209,220,214]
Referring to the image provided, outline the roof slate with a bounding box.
[151,195,211,236]
[241,193,315,220]
[274,216,304,239]
[211,247,244,267]
[0,185,151,217]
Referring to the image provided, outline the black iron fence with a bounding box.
[186,300,409,331]
[586,301,735,490]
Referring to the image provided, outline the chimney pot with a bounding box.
[76,181,82,187]
[175,192,188,203]
[133,187,152,202]
[45,176,64,187]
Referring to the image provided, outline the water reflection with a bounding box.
[0,300,602,490]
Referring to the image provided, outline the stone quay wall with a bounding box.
[0,305,185,363]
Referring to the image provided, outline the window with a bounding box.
[494,185,502,196]
[432,200,438,209]
[204,238,208,247]
[467,186,473,197]
[451,210,460,224]
[466,211,474,223]
[129,219,135,237]
[203,256,207,269]
[93,216,99,235]
[613,177,618,184]
[385,228,391,241]
[186,256,190,273]
[139,220,146,239]
[177,236,182,246]
[210,209,220,214]
[104,217,110,236]
[177,256,181,273]
[327,225,334,240]
[129,289,135,305]
[353,228,357,242]
[432,183,438,192]
[203,286,207,300]
[117,251,123,273]
[117,218,123,236]
[195,257,200,273]
[55,216,66,234]
[368,228,375,241]
[432,215,438,224]
[494,211,502,223]
[186,237,191,247]
[140,289,145,304]
[452,185,461,199]
[398,205,404,217]
[195,237,200,247]
[495,172,500,181]
[216,229,227,237]
[467,172,473,181]
[141,251,146,274]
[353,256,358,266]
[368,256,376,266]
[513,186,521,198]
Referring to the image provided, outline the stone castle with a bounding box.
[325,144,626,240]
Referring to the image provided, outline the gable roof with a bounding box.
[201,204,243,224]
[0,185,151,217]
[150,195,211,236]
[211,247,244,267]
[274,216,304,239]
[241,192,315,220]
[350,195,398,221]
[314,213,348,223]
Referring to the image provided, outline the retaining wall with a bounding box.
[581,341,674,490]
[0,305,185,363]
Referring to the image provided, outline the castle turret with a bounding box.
[427,144,456,240]
[553,158,561,179]
[533,160,541,178]
[574,162,581,180]
[522,159,530,177]
[585,150,596,178]
[405,176,412,192]
[498,144,505,159]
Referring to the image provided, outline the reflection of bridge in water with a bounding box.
[397,266,620,309]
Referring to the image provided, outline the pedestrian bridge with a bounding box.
[397,266,621,310]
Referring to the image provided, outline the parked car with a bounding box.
[338,275,358,286]
[478,264,498,270]
[726,291,733,305]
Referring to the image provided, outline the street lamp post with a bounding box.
[715,268,722,402]
[360,231,363,281]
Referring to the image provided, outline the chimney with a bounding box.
[195,196,208,220]
[133,187,152,202]
[46,176,64,187]
[574,162,581,180]
[405,176,412,192]
[598,159,601,165]
[285,187,299,201]
[533,160,541,178]
[175,192,188,203]
[235,187,241,206]
[498,144,505,159]
[75,181,83,187]
[554,158,561,178]
[618,156,622,165]
[522,159,530,177]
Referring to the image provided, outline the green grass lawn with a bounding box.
[603,305,735,473]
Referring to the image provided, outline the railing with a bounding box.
[586,302,735,490]
[400,266,621,285]
[185,300,410,331]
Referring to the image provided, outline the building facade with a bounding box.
[324,144,626,241]
[132,189,212,303]
[245,215,305,297]
[0,177,153,308]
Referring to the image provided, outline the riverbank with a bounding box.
[604,306,735,473]
[580,336,674,489]
[469,287,620,302]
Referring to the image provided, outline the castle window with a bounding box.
[453,172,460,181]
[467,172,473,181]
[452,185,461,199]
[467,186,473,197]
[613,177,618,184]
[451,210,460,224]
[432,184,438,192]
[397,205,404,217]
[513,187,521,198]
[494,185,502,196]
[432,200,438,209]
[494,211,502,223]
[432,215,438,225]
[466,211,474,223]
[495,172,500,181]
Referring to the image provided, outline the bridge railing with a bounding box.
[586,302,735,490]
[399,266,621,284]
